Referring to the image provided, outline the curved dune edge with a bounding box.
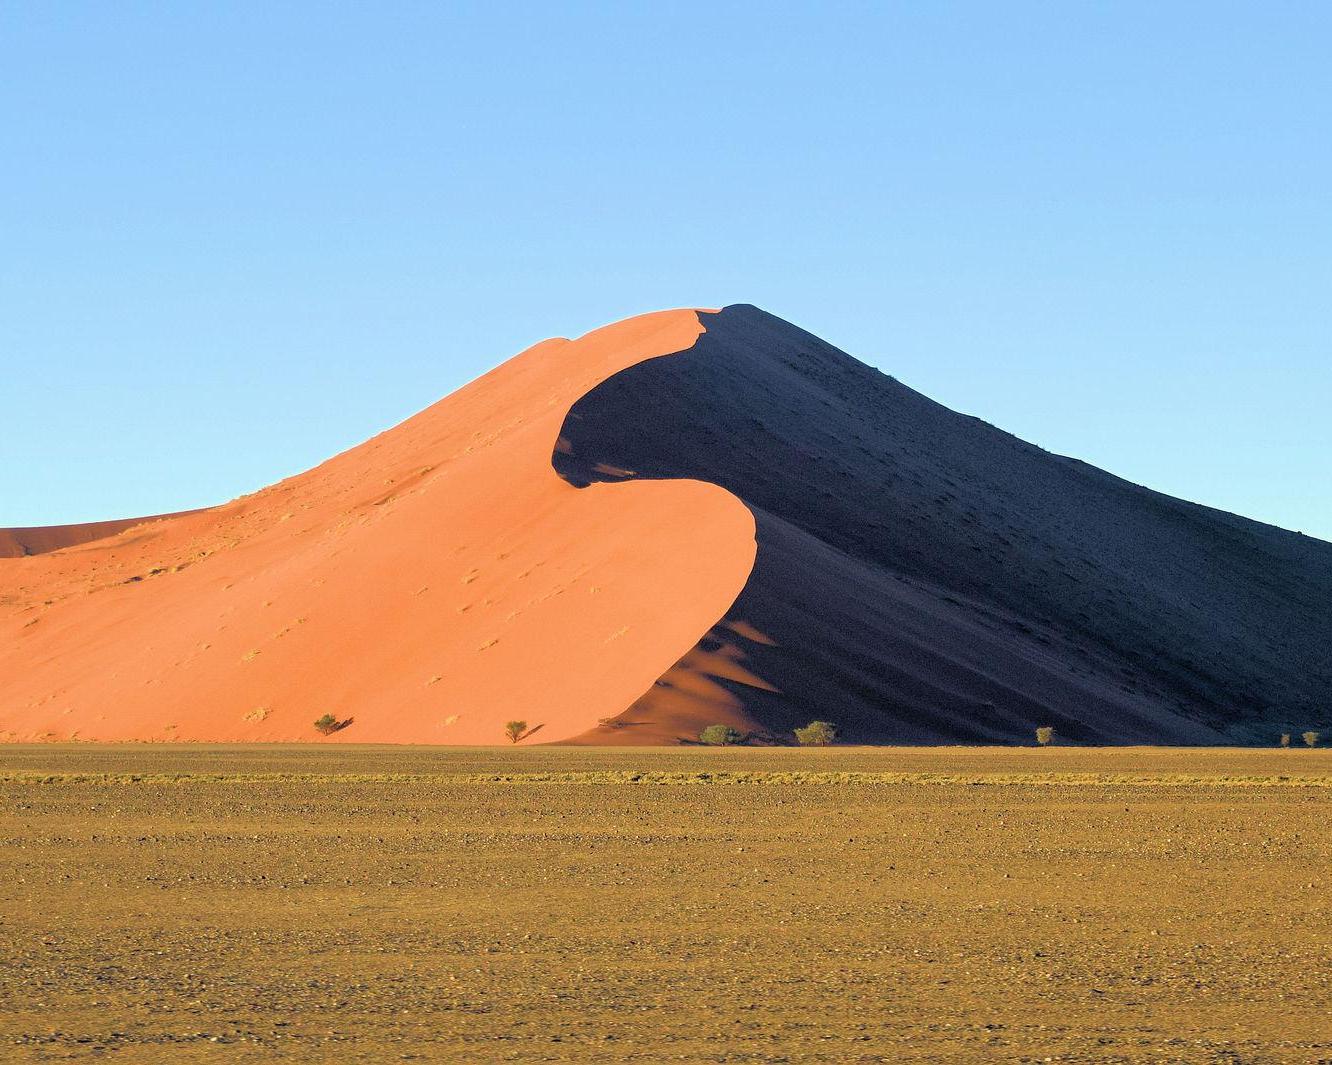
[0,310,757,744]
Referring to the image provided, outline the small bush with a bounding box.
[1280,733,1291,748]
[313,713,340,736]
[505,720,528,744]
[794,721,838,746]
[1303,730,1320,748]
[699,724,741,746]
[1035,726,1055,746]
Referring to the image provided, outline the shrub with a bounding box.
[1280,733,1291,748]
[1035,726,1055,746]
[699,724,741,746]
[794,721,838,746]
[1303,730,1320,748]
[504,720,528,744]
[313,713,340,736]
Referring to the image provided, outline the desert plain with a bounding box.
[2,744,1330,1063]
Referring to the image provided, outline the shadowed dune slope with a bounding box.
[555,305,1332,744]
[0,310,755,743]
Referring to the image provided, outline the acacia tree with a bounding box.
[1035,726,1055,746]
[313,714,340,736]
[1303,730,1321,748]
[505,720,528,744]
[794,721,838,746]
[699,724,740,746]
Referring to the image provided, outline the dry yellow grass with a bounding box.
[2,744,1330,1062]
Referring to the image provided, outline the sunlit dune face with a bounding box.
[0,309,756,745]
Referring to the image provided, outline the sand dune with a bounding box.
[3,305,1329,744]
[0,311,754,743]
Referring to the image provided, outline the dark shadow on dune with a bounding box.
[552,305,1332,744]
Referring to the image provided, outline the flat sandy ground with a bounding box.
[2,746,1330,1063]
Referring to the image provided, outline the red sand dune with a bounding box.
[3,305,1330,744]
[0,311,754,743]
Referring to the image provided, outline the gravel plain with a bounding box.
[2,744,1330,1063]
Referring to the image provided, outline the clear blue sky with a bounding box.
[3,3,1329,540]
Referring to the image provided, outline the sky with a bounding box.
[2,2,1329,540]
